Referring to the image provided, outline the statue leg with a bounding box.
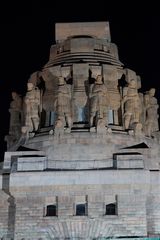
[25,116,33,132]
[65,114,72,129]
[134,111,140,124]
[90,112,95,127]
[124,114,131,130]
[147,123,152,137]
[103,110,108,127]
[55,113,65,129]
[32,117,40,131]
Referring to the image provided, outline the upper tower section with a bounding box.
[5,21,160,152]
[55,22,111,42]
[45,21,121,67]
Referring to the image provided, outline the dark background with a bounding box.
[0,2,160,161]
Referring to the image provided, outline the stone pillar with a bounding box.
[72,63,89,123]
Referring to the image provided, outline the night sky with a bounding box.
[0,2,160,160]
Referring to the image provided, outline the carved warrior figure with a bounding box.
[89,75,109,129]
[54,76,72,132]
[144,88,159,137]
[122,79,142,131]
[23,83,41,135]
[9,91,22,139]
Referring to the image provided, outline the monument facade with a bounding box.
[0,21,160,239]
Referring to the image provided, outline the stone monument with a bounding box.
[1,22,160,239]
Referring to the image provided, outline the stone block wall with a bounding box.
[1,168,160,238]
[9,186,148,239]
[0,189,10,238]
[146,195,160,235]
[118,195,147,236]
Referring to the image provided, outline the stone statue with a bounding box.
[23,82,41,136]
[89,75,109,131]
[9,91,22,139]
[144,88,159,137]
[54,76,72,133]
[122,79,142,132]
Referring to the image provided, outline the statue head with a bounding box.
[129,79,137,88]
[149,88,155,97]
[95,75,103,84]
[58,76,65,85]
[11,91,18,100]
[27,82,34,91]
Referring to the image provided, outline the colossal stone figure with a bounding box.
[122,79,142,132]
[23,82,41,136]
[89,75,109,130]
[54,76,72,133]
[144,88,159,137]
[9,91,22,139]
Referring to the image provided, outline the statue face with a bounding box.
[96,75,103,84]
[149,88,155,96]
[12,92,17,99]
[129,79,137,88]
[27,83,34,91]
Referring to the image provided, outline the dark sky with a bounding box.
[0,2,160,160]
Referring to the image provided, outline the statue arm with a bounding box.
[121,95,128,104]
[53,98,58,110]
